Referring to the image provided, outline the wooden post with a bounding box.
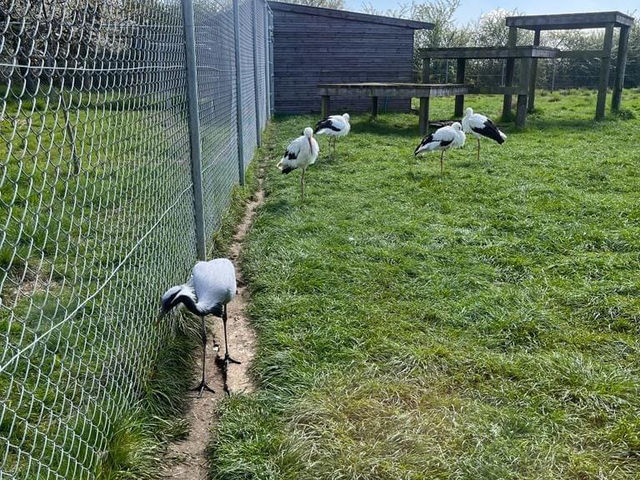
[371,96,378,118]
[516,58,532,128]
[321,95,330,118]
[454,58,466,117]
[502,26,518,120]
[612,25,630,112]
[516,95,527,128]
[528,29,540,112]
[422,57,430,83]
[596,25,614,121]
[419,97,429,136]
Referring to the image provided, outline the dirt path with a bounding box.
[162,170,265,479]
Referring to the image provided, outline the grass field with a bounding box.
[211,90,640,479]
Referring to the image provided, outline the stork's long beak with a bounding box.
[308,136,313,150]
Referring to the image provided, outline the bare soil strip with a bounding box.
[162,170,265,479]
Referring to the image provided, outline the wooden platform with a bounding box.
[418,46,559,59]
[505,11,634,30]
[318,83,470,134]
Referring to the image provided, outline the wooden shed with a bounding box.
[269,1,432,114]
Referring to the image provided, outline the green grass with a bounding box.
[211,89,640,479]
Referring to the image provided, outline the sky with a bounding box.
[343,0,640,25]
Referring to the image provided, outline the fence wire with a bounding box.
[239,0,258,168]
[0,0,271,478]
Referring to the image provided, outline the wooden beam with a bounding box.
[317,83,470,98]
[321,95,330,118]
[528,29,541,112]
[502,26,518,120]
[596,25,614,121]
[612,25,630,112]
[516,58,532,127]
[371,96,378,117]
[419,97,430,136]
[516,95,527,128]
[418,46,558,59]
[454,58,466,117]
[556,49,605,59]
[470,86,529,95]
[269,1,435,30]
[422,57,430,83]
[505,11,634,30]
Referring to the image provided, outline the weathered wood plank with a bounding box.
[419,97,429,135]
[269,1,434,30]
[321,95,330,117]
[418,46,558,59]
[528,29,541,112]
[470,85,529,95]
[612,25,630,112]
[516,58,532,127]
[596,25,614,120]
[317,83,470,98]
[502,26,518,120]
[422,58,430,83]
[454,58,466,117]
[506,11,633,30]
[555,49,606,59]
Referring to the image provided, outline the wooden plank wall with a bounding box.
[272,8,415,114]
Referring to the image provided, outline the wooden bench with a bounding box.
[317,82,470,135]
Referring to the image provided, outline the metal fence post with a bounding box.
[182,0,206,260]
[264,2,271,120]
[233,0,245,185]
[268,9,275,115]
[252,0,262,146]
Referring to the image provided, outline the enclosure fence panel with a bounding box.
[0,1,271,478]
[239,0,259,167]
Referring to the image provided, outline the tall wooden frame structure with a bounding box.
[505,11,634,120]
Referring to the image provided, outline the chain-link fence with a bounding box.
[0,0,271,478]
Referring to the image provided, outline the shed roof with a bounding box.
[268,1,433,30]
[505,11,634,30]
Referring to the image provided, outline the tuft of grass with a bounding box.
[95,313,200,479]
[97,411,160,480]
[211,90,640,479]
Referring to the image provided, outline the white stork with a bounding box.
[414,122,466,174]
[159,258,238,396]
[462,107,507,161]
[314,113,350,158]
[277,127,319,202]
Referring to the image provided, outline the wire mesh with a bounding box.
[256,2,268,130]
[239,0,258,168]
[0,0,271,478]
[194,0,240,244]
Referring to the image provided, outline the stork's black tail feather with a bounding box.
[314,118,340,133]
[281,165,295,174]
[474,120,506,144]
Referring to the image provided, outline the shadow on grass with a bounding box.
[353,118,420,138]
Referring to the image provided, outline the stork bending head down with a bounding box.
[159,258,239,396]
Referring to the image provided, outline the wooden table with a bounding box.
[317,83,470,135]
